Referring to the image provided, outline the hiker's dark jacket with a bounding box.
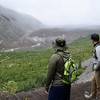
[46,49,70,91]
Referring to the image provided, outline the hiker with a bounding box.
[84,33,100,99]
[45,38,78,100]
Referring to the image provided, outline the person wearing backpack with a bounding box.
[84,33,100,99]
[45,37,78,100]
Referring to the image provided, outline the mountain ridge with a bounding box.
[0,5,43,49]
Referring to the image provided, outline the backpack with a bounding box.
[58,53,78,84]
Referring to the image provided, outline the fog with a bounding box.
[0,0,100,26]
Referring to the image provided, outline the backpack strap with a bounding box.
[57,53,71,76]
[56,53,64,63]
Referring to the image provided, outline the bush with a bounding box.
[2,81,18,95]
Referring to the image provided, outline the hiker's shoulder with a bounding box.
[51,53,60,58]
[96,45,100,52]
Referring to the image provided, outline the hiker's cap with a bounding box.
[55,38,66,47]
[52,37,67,49]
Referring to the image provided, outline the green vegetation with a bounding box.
[0,36,93,92]
[69,36,92,62]
[0,50,52,92]
[2,81,18,94]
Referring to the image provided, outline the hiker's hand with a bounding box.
[44,91,48,95]
[45,87,49,93]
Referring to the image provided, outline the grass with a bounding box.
[0,36,93,92]
[0,50,52,92]
[69,36,92,62]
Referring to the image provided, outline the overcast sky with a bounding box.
[0,0,100,26]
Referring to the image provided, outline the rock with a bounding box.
[76,58,94,84]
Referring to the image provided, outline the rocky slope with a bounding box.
[0,83,92,100]
[0,5,43,49]
[27,27,100,50]
[76,58,94,84]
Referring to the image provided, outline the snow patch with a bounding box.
[32,43,41,47]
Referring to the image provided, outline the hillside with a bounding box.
[0,5,43,49]
[27,27,100,49]
[0,36,92,91]
[1,7,100,51]
[0,56,93,100]
[0,36,95,99]
[0,5,100,51]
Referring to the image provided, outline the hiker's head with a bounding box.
[91,33,99,44]
[52,37,67,51]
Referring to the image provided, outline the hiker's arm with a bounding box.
[94,48,100,71]
[94,61,100,71]
[45,54,58,92]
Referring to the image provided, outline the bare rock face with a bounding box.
[0,88,48,100]
[76,58,94,84]
[0,92,17,100]
[16,89,48,100]
[71,82,91,100]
